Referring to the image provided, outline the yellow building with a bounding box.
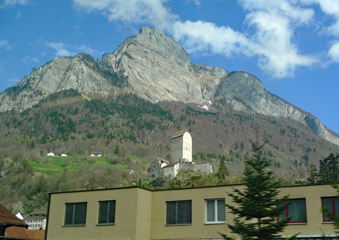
[45,184,339,240]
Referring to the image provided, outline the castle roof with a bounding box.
[171,129,189,139]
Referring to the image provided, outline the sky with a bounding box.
[0,0,338,134]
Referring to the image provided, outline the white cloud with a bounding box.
[245,10,316,78]
[45,42,75,57]
[1,0,29,6]
[9,77,20,83]
[173,20,249,57]
[305,0,339,37]
[46,41,103,58]
[173,1,316,78]
[0,40,10,50]
[76,44,103,57]
[328,41,339,62]
[23,56,40,64]
[301,0,339,62]
[194,0,201,6]
[73,0,176,31]
[72,0,319,78]
[240,0,314,24]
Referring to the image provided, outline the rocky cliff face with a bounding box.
[0,26,338,145]
[101,26,227,103]
[0,54,114,112]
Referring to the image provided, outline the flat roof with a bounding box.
[48,183,333,196]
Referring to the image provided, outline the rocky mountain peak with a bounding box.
[102,26,191,72]
[0,26,338,146]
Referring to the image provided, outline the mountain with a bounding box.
[0,26,338,146]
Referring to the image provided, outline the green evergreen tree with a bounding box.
[307,164,318,184]
[318,153,339,184]
[114,145,120,155]
[218,159,229,180]
[221,144,290,240]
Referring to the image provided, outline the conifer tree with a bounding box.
[218,159,229,180]
[221,144,289,240]
[318,153,339,184]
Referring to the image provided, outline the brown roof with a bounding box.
[28,209,47,216]
[171,129,189,139]
[5,227,45,240]
[0,203,28,227]
[30,208,47,215]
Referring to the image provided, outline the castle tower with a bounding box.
[170,129,192,163]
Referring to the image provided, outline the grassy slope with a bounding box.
[28,156,129,175]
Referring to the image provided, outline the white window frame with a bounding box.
[205,199,226,224]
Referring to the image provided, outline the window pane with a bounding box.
[288,199,306,223]
[217,199,225,222]
[206,200,215,222]
[322,198,333,221]
[166,202,176,224]
[74,202,87,224]
[65,204,74,225]
[109,201,116,223]
[335,198,339,218]
[99,201,108,224]
[99,200,115,224]
[177,201,191,224]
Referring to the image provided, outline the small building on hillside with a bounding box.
[25,209,47,230]
[46,152,55,157]
[90,152,102,157]
[149,130,213,181]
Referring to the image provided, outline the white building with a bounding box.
[171,129,192,163]
[149,130,213,181]
[24,208,47,230]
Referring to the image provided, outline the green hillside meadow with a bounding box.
[28,156,129,175]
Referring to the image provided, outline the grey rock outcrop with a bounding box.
[102,26,228,103]
[0,54,113,112]
[0,26,338,146]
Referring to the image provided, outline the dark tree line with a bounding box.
[307,153,339,184]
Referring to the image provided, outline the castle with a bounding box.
[149,130,213,181]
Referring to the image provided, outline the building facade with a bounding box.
[25,209,47,230]
[45,184,339,240]
[170,130,192,163]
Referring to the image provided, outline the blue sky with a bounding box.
[0,0,338,134]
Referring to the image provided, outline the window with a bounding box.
[166,200,192,225]
[206,199,225,223]
[64,202,87,225]
[98,200,116,224]
[322,197,339,222]
[279,199,307,223]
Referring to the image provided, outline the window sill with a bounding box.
[205,222,226,225]
[63,224,86,227]
[287,222,307,225]
[322,221,335,224]
[96,223,115,226]
[165,224,192,226]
